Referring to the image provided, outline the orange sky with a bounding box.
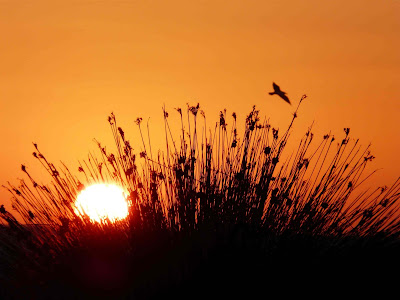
[1,0,399,211]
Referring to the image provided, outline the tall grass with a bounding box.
[1,96,400,298]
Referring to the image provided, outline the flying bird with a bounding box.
[269,82,291,105]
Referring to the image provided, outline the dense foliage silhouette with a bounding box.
[1,97,399,298]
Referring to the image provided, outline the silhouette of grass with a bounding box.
[1,96,400,298]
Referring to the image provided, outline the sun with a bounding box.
[74,183,129,223]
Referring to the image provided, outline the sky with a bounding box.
[0,0,399,212]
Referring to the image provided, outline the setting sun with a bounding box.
[74,183,129,223]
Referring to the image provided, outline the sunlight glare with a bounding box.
[74,183,129,223]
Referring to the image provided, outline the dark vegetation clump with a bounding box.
[1,96,400,298]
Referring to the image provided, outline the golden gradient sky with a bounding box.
[1,0,399,210]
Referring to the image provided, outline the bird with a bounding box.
[269,82,291,105]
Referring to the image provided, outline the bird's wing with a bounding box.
[280,93,291,105]
[272,82,280,92]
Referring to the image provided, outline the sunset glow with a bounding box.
[74,184,129,223]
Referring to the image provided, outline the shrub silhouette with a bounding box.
[1,97,400,298]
